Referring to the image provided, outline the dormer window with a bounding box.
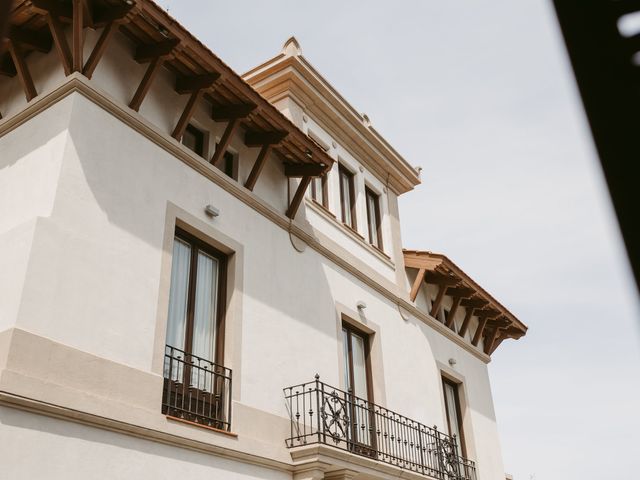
[339,164,357,229]
[182,124,205,157]
[365,187,383,250]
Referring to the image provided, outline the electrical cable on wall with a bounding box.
[288,218,306,253]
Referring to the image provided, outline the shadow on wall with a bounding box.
[61,93,343,389]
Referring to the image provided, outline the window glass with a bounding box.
[342,328,350,391]
[342,324,373,447]
[339,166,355,228]
[192,251,219,361]
[311,175,327,207]
[351,333,369,401]
[165,230,226,364]
[365,188,382,249]
[443,380,465,456]
[223,150,236,179]
[166,238,191,351]
[182,124,204,156]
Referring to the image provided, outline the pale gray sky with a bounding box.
[156,1,640,478]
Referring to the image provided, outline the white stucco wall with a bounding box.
[0,24,506,480]
[0,406,288,480]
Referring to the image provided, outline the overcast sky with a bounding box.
[156,1,640,478]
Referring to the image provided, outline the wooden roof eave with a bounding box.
[131,0,333,173]
[3,0,333,171]
[403,250,528,344]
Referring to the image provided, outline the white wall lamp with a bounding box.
[356,301,367,311]
[204,205,220,218]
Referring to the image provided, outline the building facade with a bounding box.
[0,2,527,480]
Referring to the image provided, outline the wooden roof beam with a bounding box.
[72,0,83,72]
[129,39,179,112]
[210,117,241,166]
[430,285,447,319]
[458,307,475,338]
[486,317,511,329]
[83,4,135,79]
[7,40,37,101]
[424,271,459,286]
[0,52,16,77]
[446,286,475,298]
[83,21,115,78]
[245,130,288,147]
[93,2,137,28]
[171,74,220,141]
[31,0,72,18]
[129,56,163,111]
[0,0,10,57]
[171,89,203,141]
[445,297,462,330]
[460,297,489,309]
[210,104,256,165]
[243,131,288,191]
[175,73,220,94]
[134,39,179,63]
[471,317,488,346]
[211,103,257,121]
[31,0,74,75]
[9,26,53,53]
[284,162,327,178]
[409,268,426,302]
[45,11,72,75]
[475,307,501,318]
[244,144,272,191]
[483,327,500,355]
[286,176,313,219]
[80,0,94,29]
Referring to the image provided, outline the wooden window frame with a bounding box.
[342,321,375,403]
[222,150,237,180]
[365,187,383,250]
[339,164,357,230]
[311,173,329,208]
[342,320,376,455]
[172,227,228,366]
[182,123,205,157]
[442,376,467,457]
[213,143,238,181]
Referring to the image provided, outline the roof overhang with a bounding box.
[1,1,334,188]
[403,249,528,355]
[243,38,421,196]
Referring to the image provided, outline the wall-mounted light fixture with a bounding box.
[357,301,367,311]
[204,205,220,218]
[448,358,457,367]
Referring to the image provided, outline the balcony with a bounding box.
[284,376,477,480]
[162,345,232,431]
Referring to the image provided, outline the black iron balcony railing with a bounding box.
[162,345,232,431]
[284,376,477,480]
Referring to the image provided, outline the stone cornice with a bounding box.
[243,55,421,196]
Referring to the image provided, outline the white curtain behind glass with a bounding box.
[191,252,219,390]
[351,334,368,401]
[366,194,377,246]
[340,172,352,225]
[165,238,191,381]
[166,238,191,350]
